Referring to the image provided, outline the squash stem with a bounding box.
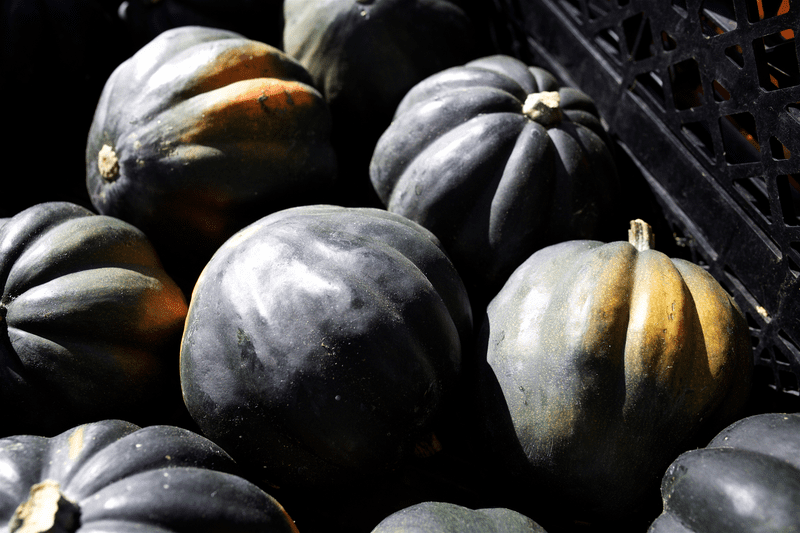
[97,144,120,181]
[628,219,654,251]
[9,480,81,533]
[522,91,562,127]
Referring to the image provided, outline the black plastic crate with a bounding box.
[492,0,800,409]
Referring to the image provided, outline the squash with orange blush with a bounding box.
[0,202,189,438]
[86,26,337,293]
[474,220,752,523]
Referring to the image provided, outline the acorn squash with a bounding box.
[0,419,299,533]
[86,25,338,293]
[370,54,620,301]
[371,501,548,533]
[0,202,188,437]
[179,204,472,489]
[282,0,481,206]
[475,220,752,520]
[649,413,800,533]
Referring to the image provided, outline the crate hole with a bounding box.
[747,0,792,26]
[771,342,792,364]
[753,30,800,90]
[595,27,622,59]
[745,313,763,350]
[622,12,655,60]
[770,137,791,160]
[779,369,800,393]
[670,58,704,109]
[733,175,772,222]
[725,44,746,68]
[777,174,800,225]
[700,0,738,36]
[712,79,731,101]
[661,30,678,51]
[721,112,761,164]
[672,0,688,17]
[681,121,715,161]
[630,71,665,109]
[754,362,774,381]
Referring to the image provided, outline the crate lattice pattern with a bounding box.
[499,0,800,399]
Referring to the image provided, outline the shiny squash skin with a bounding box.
[86,26,337,291]
[0,203,188,437]
[649,413,800,533]
[180,205,472,489]
[476,238,752,519]
[371,501,548,533]
[370,55,620,299]
[0,419,299,533]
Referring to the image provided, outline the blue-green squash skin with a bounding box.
[649,413,800,533]
[0,202,188,438]
[371,501,549,533]
[179,205,472,489]
[0,419,299,533]
[369,55,620,302]
[86,26,337,294]
[473,237,752,522]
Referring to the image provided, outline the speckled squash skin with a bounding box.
[370,55,620,301]
[85,26,337,292]
[476,234,752,520]
[179,205,472,489]
[0,202,188,437]
[649,413,800,533]
[371,501,549,533]
[0,419,299,533]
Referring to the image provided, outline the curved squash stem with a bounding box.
[628,219,655,252]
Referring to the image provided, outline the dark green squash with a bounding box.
[282,0,483,206]
[179,205,472,489]
[0,419,299,533]
[0,202,188,437]
[370,54,620,302]
[649,413,800,533]
[86,25,338,294]
[371,501,548,533]
[474,220,752,520]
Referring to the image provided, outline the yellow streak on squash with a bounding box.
[67,426,85,462]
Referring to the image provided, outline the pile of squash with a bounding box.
[2,1,796,532]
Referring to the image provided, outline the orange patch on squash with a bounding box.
[180,79,319,144]
[188,42,301,96]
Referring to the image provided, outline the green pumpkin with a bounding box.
[370,54,620,301]
[475,220,752,520]
[649,413,800,533]
[86,25,337,293]
[0,202,188,437]
[0,419,299,533]
[371,501,548,533]
[179,205,472,489]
